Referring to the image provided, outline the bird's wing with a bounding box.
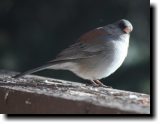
[51,27,111,62]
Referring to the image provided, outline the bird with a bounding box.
[13,19,133,87]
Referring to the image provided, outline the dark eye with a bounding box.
[119,22,126,30]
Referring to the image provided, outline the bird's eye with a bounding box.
[119,22,126,30]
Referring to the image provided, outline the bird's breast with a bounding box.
[87,37,129,79]
[99,36,129,77]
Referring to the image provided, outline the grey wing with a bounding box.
[53,41,105,62]
[52,27,110,62]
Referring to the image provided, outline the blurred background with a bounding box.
[0,0,150,94]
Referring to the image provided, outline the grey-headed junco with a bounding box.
[14,19,133,87]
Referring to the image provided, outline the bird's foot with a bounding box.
[89,80,100,87]
[90,80,112,88]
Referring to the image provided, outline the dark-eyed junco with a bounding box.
[14,19,133,87]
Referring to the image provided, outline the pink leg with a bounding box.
[90,80,99,86]
[94,80,112,88]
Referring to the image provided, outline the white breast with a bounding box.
[86,34,130,80]
[100,35,129,78]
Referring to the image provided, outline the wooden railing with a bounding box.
[0,70,150,114]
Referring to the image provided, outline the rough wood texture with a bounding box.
[0,70,150,114]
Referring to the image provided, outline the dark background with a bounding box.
[0,0,150,94]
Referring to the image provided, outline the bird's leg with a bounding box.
[90,80,99,86]
[94,80,112,88]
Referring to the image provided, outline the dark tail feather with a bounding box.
[13,60,64,78]
[13,63,53,78]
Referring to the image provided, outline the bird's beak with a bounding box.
[123,26,133,34]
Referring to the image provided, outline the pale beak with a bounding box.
[123,26,133,34]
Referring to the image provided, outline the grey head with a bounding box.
[104,19,133,35]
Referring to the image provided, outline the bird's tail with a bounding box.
[13,64,52,78]
[13,60,66,78]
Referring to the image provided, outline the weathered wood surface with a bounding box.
[0,70,150,114]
